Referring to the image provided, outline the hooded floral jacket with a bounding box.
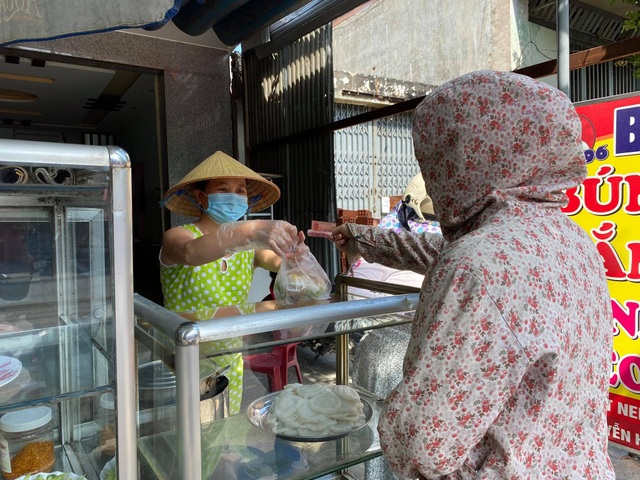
[347,71,614,479]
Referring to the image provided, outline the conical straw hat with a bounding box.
[163,151,281,217]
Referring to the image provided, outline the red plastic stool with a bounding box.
[244,343,303,392]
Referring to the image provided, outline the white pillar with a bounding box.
[557,0,570,97]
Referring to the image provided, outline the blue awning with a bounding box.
[0,0,369,52]
[0,0,181,46]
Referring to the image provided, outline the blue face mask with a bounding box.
[203,192,248,224]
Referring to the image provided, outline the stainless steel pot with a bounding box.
[138,360,176,407]
[199,375,229,423]
[0,272,33,301]
[138,358,230,422]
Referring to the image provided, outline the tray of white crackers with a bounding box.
[246,383,373,442]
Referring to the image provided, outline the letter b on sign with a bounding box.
[615,105,640,156]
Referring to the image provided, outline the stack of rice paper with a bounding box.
[266,383,366,437]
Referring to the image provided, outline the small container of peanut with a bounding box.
[97,393,115,458]
[0,406,55,480]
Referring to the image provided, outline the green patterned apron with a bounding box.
[160,224,254,415]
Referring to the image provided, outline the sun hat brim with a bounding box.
[163,151,281,217]
[402,172,435,218]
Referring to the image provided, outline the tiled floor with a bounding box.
[243,345,640,479]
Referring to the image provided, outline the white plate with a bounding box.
[246,391,373,442]
[0,355,22,388]
[15,472,86,480]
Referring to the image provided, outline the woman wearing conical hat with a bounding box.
[159,151,304,416]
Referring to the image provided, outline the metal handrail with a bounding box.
[196,293,418,342]
[134,286,419,345]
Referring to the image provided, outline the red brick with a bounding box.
[337,208,358,218]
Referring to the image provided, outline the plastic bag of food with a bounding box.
[273,244,331,304]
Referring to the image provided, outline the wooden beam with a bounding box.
[529,0,555,15]
[514,35,640,78]
[250,95,425,153]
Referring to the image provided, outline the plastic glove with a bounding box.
[217,220,301,257]
[282,241,310,259]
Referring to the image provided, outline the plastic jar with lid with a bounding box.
[97,392,115,430]
[97,392,116,458]
[0,406,55,480]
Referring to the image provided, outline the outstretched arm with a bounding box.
[332,223,444,275]
[161,220,302,267]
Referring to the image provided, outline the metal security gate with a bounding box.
[334,103,420,217]
[243,25,339,279]
[569,39,640,103]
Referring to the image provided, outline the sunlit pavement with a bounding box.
[610,444,640,479]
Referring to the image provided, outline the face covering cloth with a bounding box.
[203,192,249,224]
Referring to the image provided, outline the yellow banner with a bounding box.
[572,96,640,451]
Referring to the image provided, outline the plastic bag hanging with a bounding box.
[273,243,332,305]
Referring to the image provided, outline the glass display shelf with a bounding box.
[0,324,114,412]
[0,402,116,480]
[0,183,108,197]
[0,139,137,480]
[133,285,419,479]
[138,390,384,480]
[2,420,121,480]
[0,200,114,357]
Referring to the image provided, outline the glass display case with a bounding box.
[134,277,419,480]
[0,139,136,480]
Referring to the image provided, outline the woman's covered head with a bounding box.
[412,70,586,240]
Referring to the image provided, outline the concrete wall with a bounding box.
[515,22,559,88]
[511,0,531,68]
[333,0,513,87]
[332,0,562,89]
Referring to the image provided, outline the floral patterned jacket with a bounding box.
[347,71,614,479]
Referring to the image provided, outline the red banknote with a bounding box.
[307,220,336,239]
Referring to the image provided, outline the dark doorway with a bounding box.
[0,51,165,304]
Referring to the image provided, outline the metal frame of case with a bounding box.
[134,282,419,480]
[0,139,136,480]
